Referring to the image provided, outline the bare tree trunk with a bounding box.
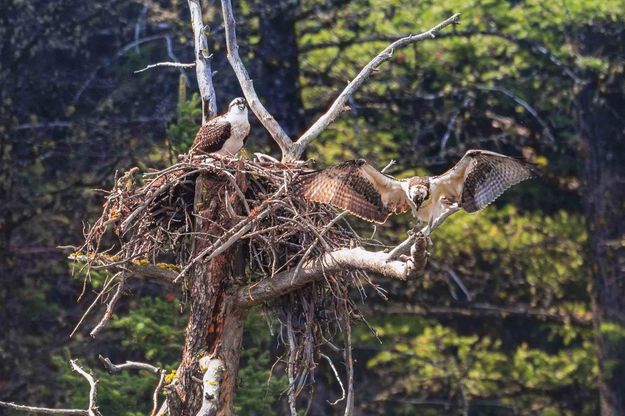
[167,174,248,416]
[575,25,625,416]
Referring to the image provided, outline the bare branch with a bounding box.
[237,246,423,306]
[196,357,224,416]
[99,355,162,374]
[289,13,461,161]
[135,62,196,73]
[0,361,100,415]
[98,355,166,416]
[151,370,167,416]
[69,360,101,416]
[90,277,126,338]
[0,401,88,415]
[320,354,346,405]
[188,0,218,121]
[220,0,294,156]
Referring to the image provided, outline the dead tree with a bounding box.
[0,2,459,415]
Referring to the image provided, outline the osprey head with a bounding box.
[407,177,430,207]
[228,97,247,114]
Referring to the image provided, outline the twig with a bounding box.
[98,356,166,416]
[69,272,120,338]
[220,0,293,156]
[164,34,191,86]
[135,62,196,73]
[320,354,346,405]
[381,160,396,173]
[289,13,461,161]
[89,277,126,337]
[99,355,162,374]
[174,208,271,282]
[286,312,298,416]
[151,370,167,416]
[69,360,101,416]
[222,170,251,214]
[342,319,354,416]
[0,401,88,415]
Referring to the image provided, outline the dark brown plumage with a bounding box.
[296,150,536,231]
[457,151,535,212]
[189,121,232,155]
[296,160,409,223]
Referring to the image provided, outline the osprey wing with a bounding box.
[439,149,536,213]
[296,160,408,224]
[190,118,232,154]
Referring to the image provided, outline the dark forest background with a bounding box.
[1,0,624,415]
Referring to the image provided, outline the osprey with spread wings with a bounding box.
[297,150,536,233]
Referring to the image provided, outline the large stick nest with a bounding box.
[78,156,376,398]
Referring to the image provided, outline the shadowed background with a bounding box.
[1,0,624,415]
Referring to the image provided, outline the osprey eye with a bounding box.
[238,104,245,110]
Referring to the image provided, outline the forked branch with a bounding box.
[289,13,461,160]
[220,0,293,155]
[218,0,459,161]
[0,360,101,415]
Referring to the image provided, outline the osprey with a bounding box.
[297,150,536,233]
[189,97,250,156]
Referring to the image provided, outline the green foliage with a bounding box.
[3,0,624,414]
[168,90,203,154]
[52,296,184,416]
[235,310,288,415]
[356,207,596,414]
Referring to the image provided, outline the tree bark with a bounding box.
[167,174,248,416]
[575,25,625,416]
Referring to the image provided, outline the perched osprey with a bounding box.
[297,150,536,233]
[189,97,250,156]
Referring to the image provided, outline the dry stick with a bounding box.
[291,212,348,283]
[320,354,346,406]
[188,0,218,121]
[286,311,298,416]
[222,170,251,214]
[343,315,355,416]
[135,62,195,73]
[220,0,293,156]
[90,276,126,338]
[381,159,396,173]
[289,13,461,161]
[0,401,88,415]
[173,208,271,282]
[69,271,120,338]
[70,360,100,416]
[151,370,167,416]
[99,355,162,374]
[175,182,287,281]
[120,169,200,233]
[98,356,166,416]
